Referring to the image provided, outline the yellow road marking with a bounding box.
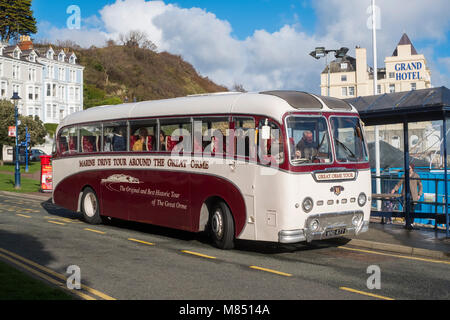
[128,238,155,246]
[48,220,66,226]
[339,287,395,300]
[249,266,292,277]
[339,246,450,265]
[16,214,31,218]
[0,252,95,300]
[181,250,216,260]
[84,228,106,235]
[0,247,115,300]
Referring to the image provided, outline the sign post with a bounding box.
[40,155,53,192]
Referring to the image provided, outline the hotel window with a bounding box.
[341,87,348,96]
[46,83,51,97]
[389,84,395,93]
[340,63,348,70]
[69,87,74,100]
[75,87,80,100]
[0,81,6,98]
[348,86,355,96]
[53,84,57,97]
[53,104,57,119]
[59,67,65,81]
[0,62,3,76]
[46,104,51,118]
[389,72,395,79]
[411,83,417,91]
[341,75,347,82]
[28,86,33,100]
[377,85,382,94]
[35,87,39,100]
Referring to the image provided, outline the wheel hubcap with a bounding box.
[212,209,224,240]
[84,193,97,217]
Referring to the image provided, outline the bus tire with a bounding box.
[210,201,235,250]
[81,187,102,225]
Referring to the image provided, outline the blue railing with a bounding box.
[371,168,449,230]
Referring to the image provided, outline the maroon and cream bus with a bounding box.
[52,91,371,249]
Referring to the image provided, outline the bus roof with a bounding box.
[57,91,357,130]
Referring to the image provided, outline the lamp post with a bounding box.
[310,47,349,97]
[11,92,21,189]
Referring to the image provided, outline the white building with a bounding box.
[1,36,84,159]
[0,36,84,124]
[39,45,84,124]
[0,39,43,118]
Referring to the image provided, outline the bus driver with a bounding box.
[295,130,318,160]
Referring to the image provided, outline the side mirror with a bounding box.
[261,125,271,140]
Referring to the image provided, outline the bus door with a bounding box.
[229,117,257,237]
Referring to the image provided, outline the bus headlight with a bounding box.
[358,192,367,207]
[302,197,314,213]
[310,219,320,232]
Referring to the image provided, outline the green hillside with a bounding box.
[35,41,228,109]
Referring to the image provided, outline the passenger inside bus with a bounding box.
[132,128,149,151]
[112,128,126,151]
[159,130,167,151]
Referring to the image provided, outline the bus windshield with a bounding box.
[330,116,368,163]
[286,116,332,165]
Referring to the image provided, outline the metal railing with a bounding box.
[371,173,449,232]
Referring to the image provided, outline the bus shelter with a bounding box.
[345,86,450,237]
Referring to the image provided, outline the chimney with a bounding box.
[356,47,367,83]
[18,35,33,51]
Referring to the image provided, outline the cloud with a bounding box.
[35,0,450,93]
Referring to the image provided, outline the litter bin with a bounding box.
[40,155,53,192]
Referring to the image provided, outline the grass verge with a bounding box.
[0,173,40,193]
[0,260,73,300]
[0,162,41,174]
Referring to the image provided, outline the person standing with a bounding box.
[391,164,423,228]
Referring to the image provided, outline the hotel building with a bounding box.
[0,36,84,124]
[321,33,432,99]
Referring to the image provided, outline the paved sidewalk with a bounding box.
[339,220,450,260]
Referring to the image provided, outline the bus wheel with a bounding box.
[81,187,102,225]
[210,201,235,250]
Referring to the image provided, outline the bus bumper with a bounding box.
[278,211,369,244]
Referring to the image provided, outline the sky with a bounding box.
[31,0,450,94]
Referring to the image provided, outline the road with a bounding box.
[0,193,449,302]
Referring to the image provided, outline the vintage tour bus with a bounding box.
[52,91,371,249]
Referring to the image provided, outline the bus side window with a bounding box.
[58,126,78,155]
[129,120,157,152]
[160,118,192,153]
[80,125,101,153]
[234,117,256,160]
[194,117,229,156]
[258,120,284,165]
[103,122,127,152]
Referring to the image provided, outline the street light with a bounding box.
[11,92,21,189]
[310,47,349,96]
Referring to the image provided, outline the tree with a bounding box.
[0,0,37,43]
[119,30,157,51]
[0,100,47,164]
[232,83,247,93]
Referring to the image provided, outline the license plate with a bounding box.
[325,228,346,237]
